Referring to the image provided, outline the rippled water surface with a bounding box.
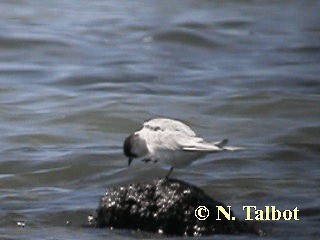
[1,1,319,239]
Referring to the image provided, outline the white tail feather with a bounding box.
[222,146,246,151]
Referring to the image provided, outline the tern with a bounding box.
[123,118,243,178]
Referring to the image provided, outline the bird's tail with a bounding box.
[213,139,228,148]
[213,139,245,151]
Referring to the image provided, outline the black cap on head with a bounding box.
[123,134,137,166]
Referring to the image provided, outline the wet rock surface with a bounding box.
[95,178,260,236]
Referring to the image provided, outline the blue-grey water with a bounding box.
[0,1,319,239]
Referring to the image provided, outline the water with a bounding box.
[0,0,319,239]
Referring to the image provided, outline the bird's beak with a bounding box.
[128,157,133,166]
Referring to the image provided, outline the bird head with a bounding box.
[123,132,148,166]
[123,133,138,166]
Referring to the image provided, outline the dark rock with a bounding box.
[95,178,261,236]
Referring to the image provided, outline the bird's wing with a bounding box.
[153,131,223,152]
[181,141,223,152]
[139,124,198,153]
[141,118,244,153]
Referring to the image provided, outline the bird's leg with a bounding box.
[165,167,174,179]
[141,158,151,163]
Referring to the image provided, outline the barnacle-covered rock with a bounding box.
[95,178,260,236]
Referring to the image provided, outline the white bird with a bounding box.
[123,118,243,178]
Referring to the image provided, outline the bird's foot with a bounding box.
[141,158,151,163]
[142,158,158,164]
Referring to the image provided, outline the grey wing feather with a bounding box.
[182,143,222,152]
[143,118,245,152]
